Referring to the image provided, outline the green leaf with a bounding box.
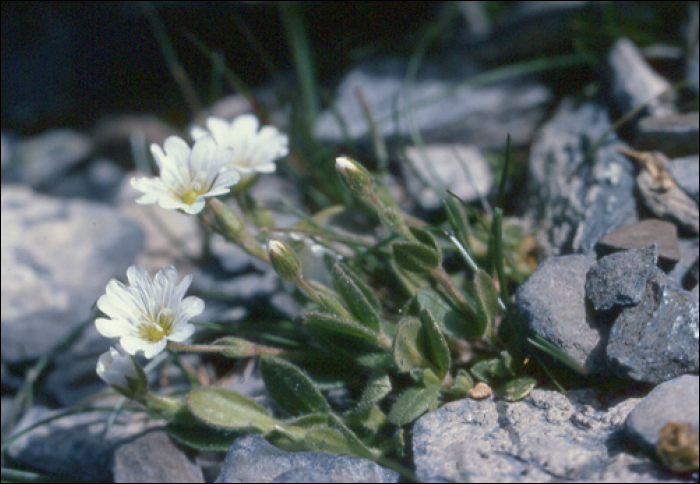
[474,270,499,337]
[392,227,441,274]
[333,262,381,311]
[388,383,442,426]
[303,310,380,343]
[303,426,360,455]
[166,423,244,452]
[444,369,474,398]
[187,387,276,432]
[419,309,451,378]
[493,377,537,402]
[470,357,514,384]
[444,195,472,251]
[415,287,478,338]
[392,318,430,372]
[356,371,392,410]
[261,356,330,417]
[328,413,379,459]
[332,263,380,332]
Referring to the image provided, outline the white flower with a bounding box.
[191,115,288,174]
[96,265,203,359]
[97,346,145,395]
[131,135,240,215]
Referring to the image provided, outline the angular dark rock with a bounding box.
[636,114,700,158]
[596,219,681,271]
[516,253,609,374]
[607,272,700,383]
[114,430,204,483]
[586,244,659,311]
[625,375,699,452]
[215,434,399,483]
[6,406,159,483]
[525,99,637,256]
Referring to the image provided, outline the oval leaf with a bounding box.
[166,423,244,452]
[357,371,392,409]
[393,318,430,372]
[303,310,380,343]
[416,287,478,338]
[261,356,330,416]
[392,240,440,273]
[419,308,451,378]
[187,387,276,432]
[388,383,442,426]
[494,377,537,402]
[474,269,499,337]
[332,263,380,332]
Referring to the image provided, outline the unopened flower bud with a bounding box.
[335,156,374,197]
[268,239,302,282]
[97,346,148,398]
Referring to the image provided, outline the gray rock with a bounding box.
[516,253,608,373]
[312,56,552,150]
[607,273,699,383]
[693,285,699,300]
[525,100,638,256]
[13,129,93,190]
[668,155,700,205]
[215,434,399,483]
[1,185,144,363]
[669,237,700,288]
[596,219,680,271]
[586,244,659,311]
[607,38,675,118]
[688,33,699,93]
[625,375,699,452]
[412,389,645,483]
[401,144,493,211]
[114,430,204,483]
[636,114,700,158]
[683,256,699,290]
[6,406,160,482]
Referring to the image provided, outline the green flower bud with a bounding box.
[268,239,302,281]
[335,156,374,197]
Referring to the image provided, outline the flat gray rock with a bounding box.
[596,219,680,271]
[667,155,700,205]
[412,389,655,483]
[625,375,699,453]
[525,100,637,256]
[637,114,700,159]
[215,434,399,483]
[1,185,144,363]
[313,55,552,150]
[607,37,675,118]
[114,430,204,483]
[607,273,700,383]
[401,144,493,211]
[516,253,608,374]
[586,244,659,311]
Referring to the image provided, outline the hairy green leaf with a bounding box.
[303,310,380,343]
[332,263,380,332]
[261,356,330,417]
[187,387,276,432]
[392,318,430,372]
[494,377,537,402]
[415,287,478,338]
[474,269,499,337]
[388,383,442,426]
[419,309,451,378]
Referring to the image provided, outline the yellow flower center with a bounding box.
[139,307,175,343]
[178,179,207,206]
